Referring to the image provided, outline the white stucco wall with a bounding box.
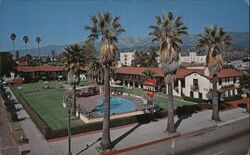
[182,73,211,100]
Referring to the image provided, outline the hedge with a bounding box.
[8,84,50,138]
[9,83,170,139]
[183,96,208,103]
[224,95,242,102]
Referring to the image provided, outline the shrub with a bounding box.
[224,95,242,102]
[10,111,18,121]
[183,96,207,103]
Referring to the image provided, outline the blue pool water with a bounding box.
[96,97,136,115]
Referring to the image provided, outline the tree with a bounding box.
[62,44,85,116]
[197,25,231,121]
[82,39,95,63]
[22,36,29,61]
[147,46,159,67]
[15,51,20,62]
[51,50,55,63]
[36,36,42,62]
[85,12,125,150]
[240,70,250,113]
[0,52,15,77]
[88,59,104,83]
[10,33,16,59]
[142,70,156,80]
[149,11,187,133]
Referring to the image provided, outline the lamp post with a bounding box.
[66,96,72,155]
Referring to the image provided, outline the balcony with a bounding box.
[190,85,199,91]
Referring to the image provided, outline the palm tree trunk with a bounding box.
[25,43,28,62]
[72,84,76,116]
[12,41,15,59]
[167,83,176,133]
[211,74,220,121]
[100,66,111,150]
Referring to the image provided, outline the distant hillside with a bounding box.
[12,32,249,56]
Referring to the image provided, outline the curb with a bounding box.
[179,125,217,137]
[102,133,180,155]
[102,115,249,155]
[217,115,249,127]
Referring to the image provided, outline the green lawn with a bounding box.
[16,81,84,130]
[123,87,196,110]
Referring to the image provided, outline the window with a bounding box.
[219,78,222,85]
[193,79,198,87]
[190,91,194,98]
[181,80,185,87]
[233,77,236,83]
[199,93,202,99]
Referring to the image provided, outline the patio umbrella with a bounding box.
[41,76,47,80]
[43,81,49,84]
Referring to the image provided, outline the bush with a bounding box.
[176,105,200,117]
[224,95,242,102]
[183,96,207,103]
[10,111,18,121]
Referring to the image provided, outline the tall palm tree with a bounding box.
[10,33,16,59]
[85,12,125,150]
[197,25,231,121]
[142,70,156,80]
[36,36,41,61]
[22,36,29,61]
[62,44,85,116]
[149,11,187,133]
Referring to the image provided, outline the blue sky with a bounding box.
[0,0,249,51]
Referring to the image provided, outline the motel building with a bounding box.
[115,64,241,100]
[16,63,86,82]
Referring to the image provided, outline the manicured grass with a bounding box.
[155,96,196,110]
[124,87,196,110]
[15,81,84,130]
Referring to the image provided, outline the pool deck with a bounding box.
[76,94,150,123]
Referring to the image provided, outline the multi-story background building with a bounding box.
[179,52,206,63]
[120,51,135,66]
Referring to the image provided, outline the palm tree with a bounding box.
[88,59,104,83]
[51,50,55,63]
[22,36,29,61]
[10,33,16,59]
[197,25,231,121]
[142,70,156,80]
[149,11,187,133]
[36,36,41,61]
[85,12,125,150]
[62,44,85,116]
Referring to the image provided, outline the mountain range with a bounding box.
[10,32,249,56]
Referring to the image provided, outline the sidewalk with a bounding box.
[5,86,250,155]
[49,108,249,155]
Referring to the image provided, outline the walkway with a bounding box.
[0,96,19,155]
[49,108,249,155]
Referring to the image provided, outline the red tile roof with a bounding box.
[216,68,242,78]
[16,65,87,72]
[17,65,64,72]
[116,67,241,79]
[116,67,164,77]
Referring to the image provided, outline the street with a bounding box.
[0,99,19,155]
[119,117,249,155]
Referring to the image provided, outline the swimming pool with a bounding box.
[96,97,136,115]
